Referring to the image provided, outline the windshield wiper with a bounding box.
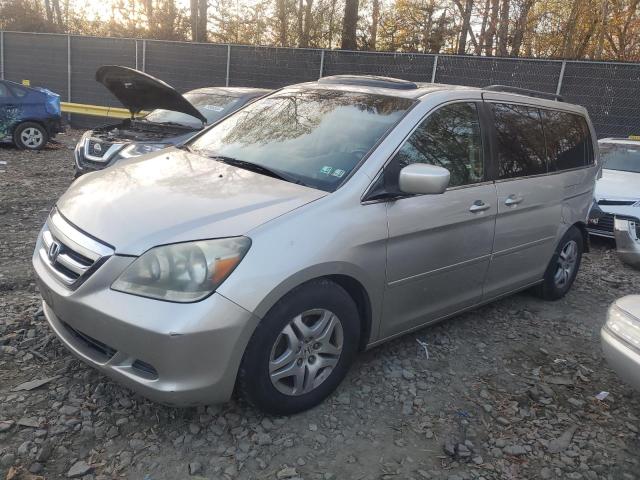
[209,155,307,186]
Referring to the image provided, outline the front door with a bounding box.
[380,101,497,338]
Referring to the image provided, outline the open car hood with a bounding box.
[95,65,206,123]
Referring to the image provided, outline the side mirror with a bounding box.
[398,163,450,195]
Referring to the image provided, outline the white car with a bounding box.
[588,138,640,267]
[602,295,640,391]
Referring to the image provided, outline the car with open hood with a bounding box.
[588,137,640,268]
[34,76,598,414]
[0,79,63,150]
[73,65,270,175]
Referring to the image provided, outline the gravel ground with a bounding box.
[1,132,639,480]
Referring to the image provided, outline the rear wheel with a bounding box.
[238,279,360,415]
[535,226,583,300]
[14,122,48,150]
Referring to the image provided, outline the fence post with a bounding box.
[319,49,325,79]
[142,39,147,72]
[431,55,439,83]
[556,60,566,96]
[135,40,139,70]
[0,31,4,80]
[67,34,71,121]
[225,44,231,87]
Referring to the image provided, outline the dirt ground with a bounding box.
[1,132,639,480]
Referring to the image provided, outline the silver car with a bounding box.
[33,76,598,414]
[602,296,640,390]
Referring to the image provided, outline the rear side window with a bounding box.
[540,110,593,170]
[491,103,547,179]
[389,102,484,188]
[8,84,28,98]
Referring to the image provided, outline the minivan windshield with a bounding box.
[145,92,243,128]
[190,88,415,191]
[600,143,640,173]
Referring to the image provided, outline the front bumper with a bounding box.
[601,327,640,391]
[33,230,258,406]
[614,217,640,269]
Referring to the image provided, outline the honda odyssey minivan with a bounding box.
[33,76,598,414]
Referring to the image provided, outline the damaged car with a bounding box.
[588,137,640,268]
[74,65,270,176]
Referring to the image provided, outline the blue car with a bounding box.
[0,79,63,150]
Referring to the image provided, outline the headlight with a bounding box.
[118,143,169,159]
[112,237,251,302]
[606,304,640,352]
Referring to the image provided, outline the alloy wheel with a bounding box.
[269,308,344,396]
[20,127,44,149]
[554,239,578,288]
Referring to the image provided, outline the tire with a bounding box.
[535,226,583,300]
[238,279,360,415]
[13,122,48,150]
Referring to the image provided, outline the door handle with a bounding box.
[504,195,524,206]
[469,200,491,213]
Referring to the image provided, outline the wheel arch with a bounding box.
[573,221,590,253]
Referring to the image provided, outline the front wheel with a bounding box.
[237,279,360,415]
[14,122,48,150]
[535,226,583,300]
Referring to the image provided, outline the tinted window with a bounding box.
[541,110,592,170]
[492,103,547,179]
[600,143,640,173]
[191,89,414,192]
[0,83,8,98]
[8,84,28,98]
[388,102,484,188]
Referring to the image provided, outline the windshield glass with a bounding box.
[145,92,244,128]
[190,88,414,191]
[600,143,640,173]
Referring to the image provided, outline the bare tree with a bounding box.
[496,0,510,56]
[370,0,380,50]
[511,0,535,57]
[484,0,500,55]
[456,0,474,54]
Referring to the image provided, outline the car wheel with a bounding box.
[238,279,360,415]
[535,226,583,300]
[14,122,48,150]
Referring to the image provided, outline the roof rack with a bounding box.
[318,75,419,90]
[484,85,565,102]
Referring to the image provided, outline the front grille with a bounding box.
[62,321,116,361]
[588,212,615,234]
[38,209,114,289]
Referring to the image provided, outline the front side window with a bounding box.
[600,143,640,173]
[541,110,593,170]
[191,89,414,192]
[492,103,547,179]
[386,102,484,189]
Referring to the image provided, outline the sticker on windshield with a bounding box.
[331,169,346,178]
[320,166,333,175]
[203,105,225,112]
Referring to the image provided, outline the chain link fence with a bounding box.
[1,30,639,137]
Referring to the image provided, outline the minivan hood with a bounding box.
[96,65,207,123]
[595,169,640,201]
[56,149,327,255]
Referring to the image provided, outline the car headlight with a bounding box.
[117,143,170,159]
[606,304,640,352]
[112,237,251,302]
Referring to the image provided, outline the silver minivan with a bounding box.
[33,76,598,414]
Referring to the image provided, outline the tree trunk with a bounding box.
[277,0,288,46]
[52,0,63,26]
[496,0,509,56]
[370,0,380,50]
[44,0,53,24]
[476,0,490,55]
[457,0,474,55]
[197,0,207,42]
[561,0,580,58]
[341,0,359,50]
[484,0,499,55]
[190,0,197,41]
[328,0,337,48]
[594,0,608,60]
[301,0,313,47]
[510,0,534,57]
[429,10,447,53]
[297,0,304,47]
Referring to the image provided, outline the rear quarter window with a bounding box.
[491,103,547,179]
[540,110,593,170]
